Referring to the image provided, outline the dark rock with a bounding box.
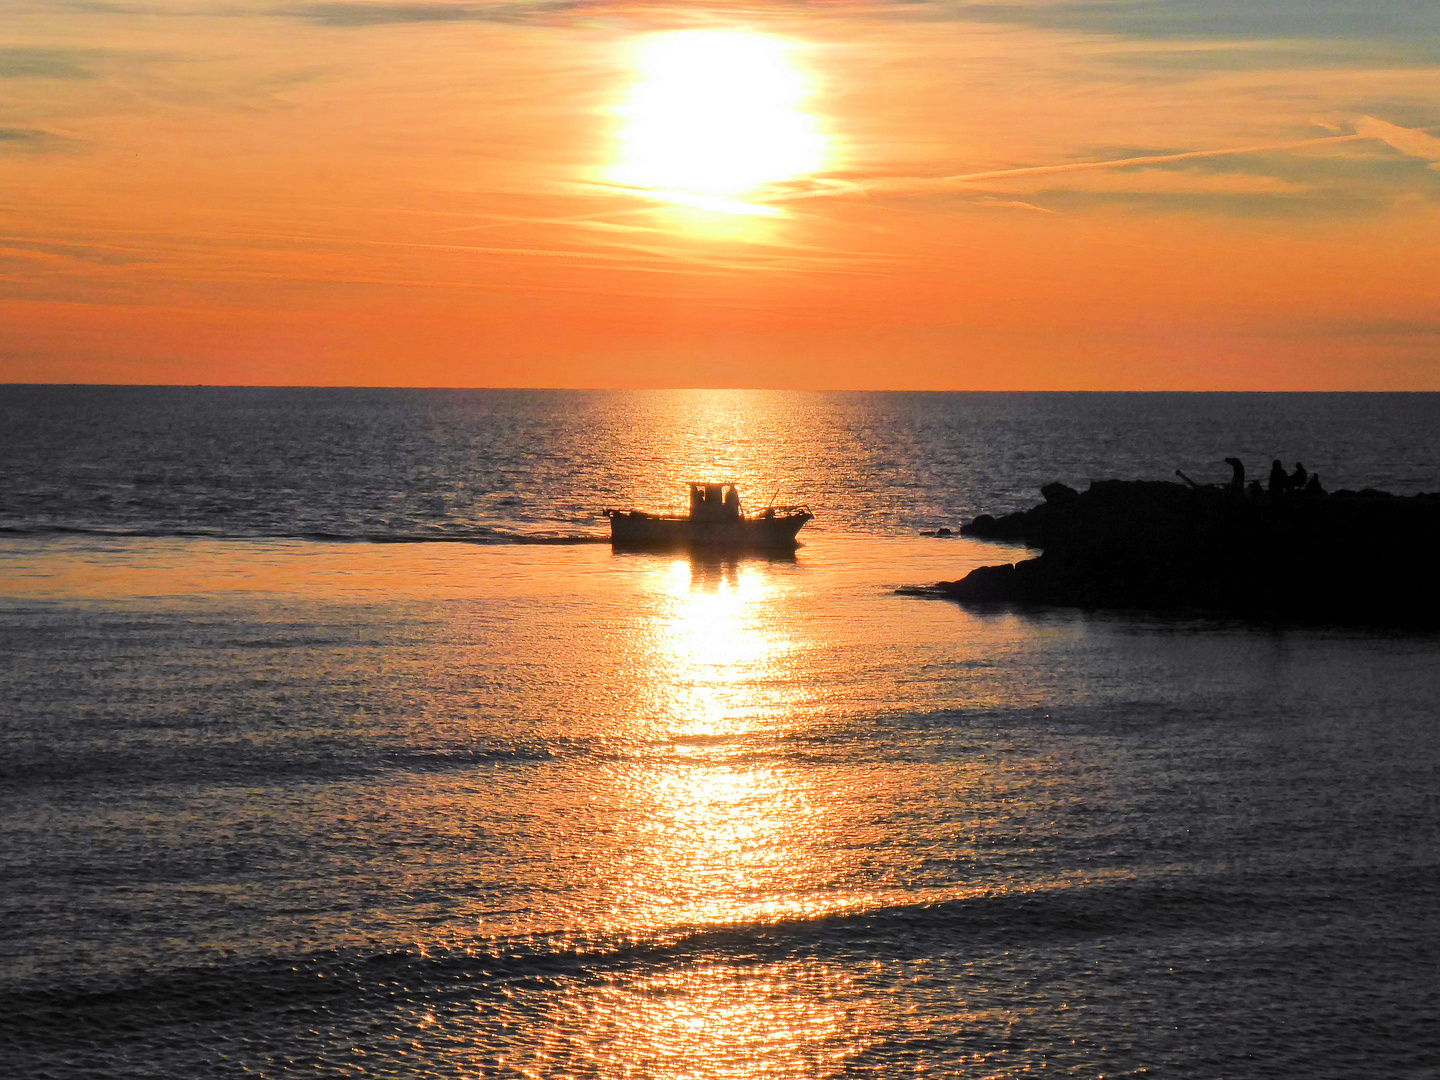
[945,562,1017,601]
[895,584,948,596]
[1040,481,1080,505]
[935,526,952,537]
[961,514,996,536]
[932,479,1440,627]
[959,509,1033,542]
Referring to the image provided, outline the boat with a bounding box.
[605,483,812,550]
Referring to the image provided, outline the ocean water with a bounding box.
[1,387,1438,1078]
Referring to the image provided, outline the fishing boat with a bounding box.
[605,483,812,550]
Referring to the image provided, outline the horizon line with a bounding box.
[4,384,1439,394]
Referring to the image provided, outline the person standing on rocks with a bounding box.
[1225,457,1245,496]
[1269,459,1288,501]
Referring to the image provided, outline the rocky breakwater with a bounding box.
[929,480,1440,626]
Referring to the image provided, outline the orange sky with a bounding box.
[2,1,1438,388]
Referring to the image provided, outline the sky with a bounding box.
[1,0,1438,389]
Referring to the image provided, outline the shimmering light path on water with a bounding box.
[3,529,1437,1077]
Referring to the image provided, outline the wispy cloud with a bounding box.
[21,0,1440,53]
[778,132,1369,201]
[282,0,587,26]
[0,47,97,79]
[762,120,1440,207]
[0,128,78,152]
[971,195,1057,213]
[929,0,1440,43]
[0,235,149,264]
[1281,316,1440,340]
[1356,115,1440,168]
[975,169,1311,196]
[262,0,1440,42]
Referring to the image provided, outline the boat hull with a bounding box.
[607,511,811,550]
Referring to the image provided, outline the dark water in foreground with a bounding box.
[2,389,1438,1077]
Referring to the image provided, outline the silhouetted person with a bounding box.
[1289,462,1308,491]
[1268,459,1287,502]
[1225,457,1245,495]
[723,484,740,518]
[1304,473,1325,497]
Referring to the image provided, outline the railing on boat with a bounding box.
[603,505,811,520]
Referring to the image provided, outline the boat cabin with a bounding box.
[689,482,742,521]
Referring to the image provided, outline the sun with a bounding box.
[611,30,826,215]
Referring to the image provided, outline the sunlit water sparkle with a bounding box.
[2,388,1438,1077]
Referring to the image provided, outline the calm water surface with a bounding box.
[2,389,1438,1077]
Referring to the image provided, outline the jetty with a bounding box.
[919,479,1440,627]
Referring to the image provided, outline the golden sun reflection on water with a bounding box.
[611,554,834,928]
[624,760,821,927]
[550,962,872,1078]
[570,554,875,1076]
[652,557,795,739]
[599,550,896,927]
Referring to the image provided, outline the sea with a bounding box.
[1,387,1437,1078]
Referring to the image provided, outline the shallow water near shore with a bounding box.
[3,389,1439,1077]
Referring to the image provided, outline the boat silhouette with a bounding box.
[605,483,812,550]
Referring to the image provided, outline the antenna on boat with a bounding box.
[765,486,781,511]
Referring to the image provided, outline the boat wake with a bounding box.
[0,523,611,545]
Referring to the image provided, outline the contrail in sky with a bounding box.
[772,120,1440,201]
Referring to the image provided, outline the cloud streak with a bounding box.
[0,128,77,152]
[265,0,1440,43]
[1356,115,1440,168]
[781,133,1368,200]
[283,0,588,26]
[0,48,97,79]
[763,120,1440,205]
[933,0,1440,43]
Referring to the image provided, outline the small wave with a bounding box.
[0,738,574,788]
[0,523,610,545]
[13,867,1435,1066]
[291,529,608,546]
[377,745,558,770]
[1,875,1310,1013]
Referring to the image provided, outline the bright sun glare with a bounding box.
[612,31,825,216]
